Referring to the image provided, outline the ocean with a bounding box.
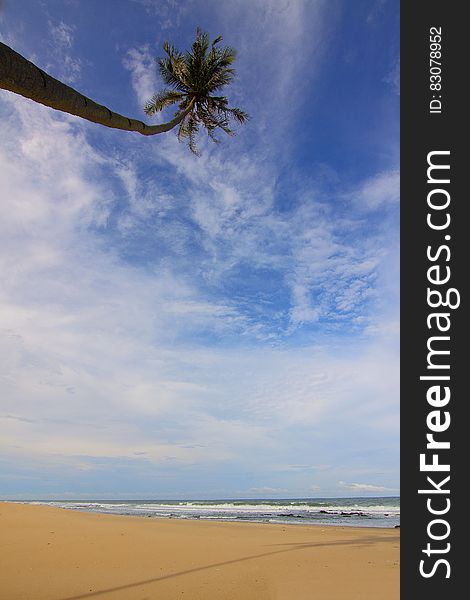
[26,497,400,528]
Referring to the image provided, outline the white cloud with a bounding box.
[48,20,74,48]
[209,0,334,150]
[247,487,288,495]
[46,20,82,84]
[0,95,284,471]
[149,136,391,333]
[339,481,399,493]
[122,45,159,109]
[131,0,192,29]
[352,169,400,211]
[384,58,400,95]
[366,0,387,25]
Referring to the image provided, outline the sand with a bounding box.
[0,502,399,599]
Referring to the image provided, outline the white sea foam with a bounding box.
[22,497,400,527]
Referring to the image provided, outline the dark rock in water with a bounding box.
[279,513,296,517]
[384,513,389,516]
[394,525,400,529]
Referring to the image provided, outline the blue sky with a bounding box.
[0,0,399,499]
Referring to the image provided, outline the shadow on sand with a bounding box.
[58,534,399,599]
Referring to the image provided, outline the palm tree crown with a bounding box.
[144,29,249,155]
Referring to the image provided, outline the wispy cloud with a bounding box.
[122,45,159,109]
[384,57,400,95]
[46,20,82,84]
[247,487,288,495]
[48,20,74,48]
[131,0,193,29]
[145,138,395,334]
[209,0,335,150]
[366,0,388,25]
[351,169,399,211]
[339,482,399,494]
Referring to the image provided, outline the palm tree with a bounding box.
[144,28,248,154]
[0,29,248,150]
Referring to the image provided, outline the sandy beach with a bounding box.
[0,502,399,599]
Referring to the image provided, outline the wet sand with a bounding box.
[0,502,399,599]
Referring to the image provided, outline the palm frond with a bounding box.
[224,107,249,124]
[177,114,200,155]
[144,89,184,115]
[158,42,188,91]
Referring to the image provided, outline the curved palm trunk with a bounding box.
[0,42,192,136]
